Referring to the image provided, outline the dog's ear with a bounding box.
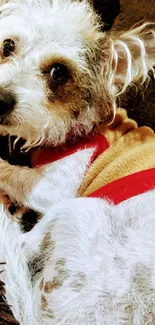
[110,23,155,95]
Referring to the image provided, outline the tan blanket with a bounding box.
[79,108,155,197]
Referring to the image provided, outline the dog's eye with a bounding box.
[3,39,15,57]
[50,63,70,84]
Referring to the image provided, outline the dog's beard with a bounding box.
[0,101,106,152]
[1,123,92,153]
[0,123,45,152]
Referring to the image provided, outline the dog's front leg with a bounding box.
[0,158,43,205]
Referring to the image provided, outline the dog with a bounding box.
[0,0,155,324]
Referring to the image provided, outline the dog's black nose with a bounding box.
[0,89,16,116]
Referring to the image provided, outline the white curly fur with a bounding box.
[1,149,155,324]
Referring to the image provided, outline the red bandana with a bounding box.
[33,134,109,166]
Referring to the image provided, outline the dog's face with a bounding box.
[0,0,153,149]
[0,0,117,148]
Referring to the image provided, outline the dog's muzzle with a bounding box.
[0,88,16,119]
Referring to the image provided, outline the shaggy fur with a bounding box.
[1,150,155,324]
[114,0,155,131]
[0,0,155,324]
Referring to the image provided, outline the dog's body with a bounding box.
[0,0,155,324]
[1,147,155,325]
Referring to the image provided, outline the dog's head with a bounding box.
[0,0,153,149]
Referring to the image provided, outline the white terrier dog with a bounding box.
[0,0,155,324]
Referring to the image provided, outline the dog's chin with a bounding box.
[0,118,96,153]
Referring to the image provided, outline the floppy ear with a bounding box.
[111,23,155,95]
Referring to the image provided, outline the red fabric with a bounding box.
[88,168,155,204]
[33,134,109,167]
